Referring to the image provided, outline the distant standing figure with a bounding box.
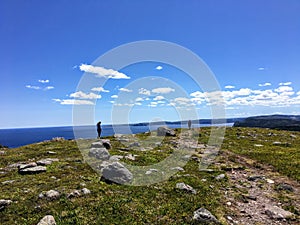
[97,121,102,138]
[188,120,192,129]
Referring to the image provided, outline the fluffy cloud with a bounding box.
[152,87,175,94]
[274,86,293,93]
[156,65,163,70]
[38,79,49,83]
[258,67,265,70]
[79,64,130,79]
[139,88,151,96]
[91,87,110,92]
[225,85,235,89]
[53,99,94,105]
[153,95,165,101]
[70,91,101,99]
[135,97,144,102]
[111,95,118,99]
[259,82,271,87]
[119,87,133,92]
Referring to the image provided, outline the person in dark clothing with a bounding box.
[188,120,192,129]
[96,121,102,138]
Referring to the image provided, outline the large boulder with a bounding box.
[157,127,176,137]
[89,148,110,160]
[101,162,133,184]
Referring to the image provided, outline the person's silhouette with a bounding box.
[96,121,102,138]
[188,120,192,129]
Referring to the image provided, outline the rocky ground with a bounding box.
[0,127,299,224]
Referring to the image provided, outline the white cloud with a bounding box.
[152,87,175,94]
[259,82,271,87]
[109,101,115,104]
[70,91,101,99]
[53,99,94,105]
[258,67,265,70]
[38,79,49,83]
[153,95,165,101]
[26,85,41,90]
[119,87,133,92]
[156,65,163,70]
[91,87,110,92]
[148,102,158,107]
[225,85,235,89]
[135,102,142,106]
[44,86,54,90]
[111,95,118,99]
[279,82,292,86]
[139,88,151,96]
[79,64,130,79]
[135,97,144,102]
[274,86,293,93]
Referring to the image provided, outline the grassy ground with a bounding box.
[0,127,299,224]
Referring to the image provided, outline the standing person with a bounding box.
[188,120,192,129]
[96,121,102,139]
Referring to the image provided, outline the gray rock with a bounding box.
[109,155,124,161]
[19,166,47,174]
[276,183,294,192]
[47,151,57,154]
[129,142,140,147]
[37,158,59,166]
[39,190,60,200]
[157,126,176,137]
[145,168,158,175]
[176,182,197,194]
[0,150,5,155]
[1,180,15,185]
[248,175,265,181]
[265,205,293,219]
[89,148,110,160]
[193,207,219,223]
[102,162,133,184]
[18,162,37,170]
[125,154,136,161]
[0,199,12,211]
[67,190,81,198]
[81,188,91,195]
[91,139,111,149]
[37,215,56,225]
[215,174,226,180]
[171,167,184,171]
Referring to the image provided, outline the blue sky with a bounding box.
[1,0,300,128]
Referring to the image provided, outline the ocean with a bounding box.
[0,123,233,148]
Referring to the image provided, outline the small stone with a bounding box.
[248,175,264,181]
[0,199,12,211]
[81,188,91,195]
[125,154,136,161]
[37,215,56,225]
[276,183,294,192]
[1,180,15,185]
[266,179,275,184]
[215,174,226,180]
[67,190,81,198]
[44,190,60,200]
[226,202,232,206]
[145,169,158,175]
[254,144,263,147]
[176,182,197,194]
[171,166,184,171]
[109,155,124,161]
[89,148,110,160]
[129,142,140,147]
[0,150,5,155]
[199,168,214,173]
[193,207,219,223]
[47,151,57,154]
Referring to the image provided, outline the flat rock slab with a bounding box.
[18,162,37,170]
[37,158,59,166]
[91,139,111,149]
[265,205,294,220]
[19,166,47,174]
[176,182,197,194]
[37,215,56,225]
[102,162,133,184]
